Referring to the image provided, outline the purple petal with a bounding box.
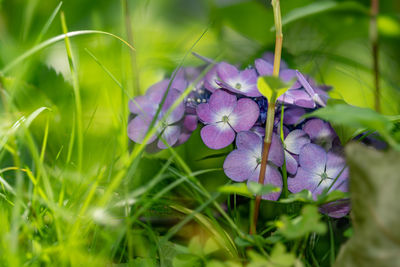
[229,98,259,132]
[200,123,235,150]
[204,65,220,92]
[224,149,258,182]
[163,89,185,123]
[282,107,306,125]
[326,151,348,186]
[269,134,284,167]
[157,125,181,149]
[217,62,239,82]
[183,115,198,132]
[288,167,321,196]
[176,131,192,146]
[235,131,262,155]
[319,199,350,218]
[255,58,273,76]
[127,116,157,144]
[129,95,155,116]
[247,164,283,201]
[147,80,169,103]
[197,103,217,124]
[284,130,310,155]
[251,126,265,137]
[285,151,298,175]
[279,89,315,108]
[296,70,315,97]
[303,119,336,149]
[170,69,189,92]
[299,143,327,174]
[280,69,301,89]
[208,90,237,115]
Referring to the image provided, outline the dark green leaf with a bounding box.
[335,143,400,266]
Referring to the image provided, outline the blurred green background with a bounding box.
[0,0,399,265]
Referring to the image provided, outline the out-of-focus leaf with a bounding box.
[335,143,400,267]
[304,100,397,147]
[247,181,280,196]
[218,183,253,198]
[257,76,291,102]
[170,204,238,258]
[172,254,202,267]
[247,243,299,267]
[216,1,273,43]
[276,205,326,240]
[279,189,313,203]
[276,1,368,30]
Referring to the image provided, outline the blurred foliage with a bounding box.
[335,143,400,266]
[0,0,399,266]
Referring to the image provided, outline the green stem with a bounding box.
[250,0,283,235]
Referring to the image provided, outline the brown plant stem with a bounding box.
[250,0,283,235]
[370,0,380,112]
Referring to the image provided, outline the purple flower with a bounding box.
[319,199,350,218]
[204,64,221,93]
[303,119,336,150]
[216,63,261,97]
[281,107,306,125]
[128,84,185,149]
[283,130,311,175]
[295,71,328,107]
[288,143,348,199]
[223,131,284,200]
[196,90,260,149]
[277,70,326,109]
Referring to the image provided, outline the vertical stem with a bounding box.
[123,0,140,96]
[370,0,380,112]
[250,0,283,235]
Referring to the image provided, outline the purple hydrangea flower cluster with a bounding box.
[127,52,350,218]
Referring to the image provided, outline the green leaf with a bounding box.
[276,205,326,240]
[303,100,396,147]
[275,1,368,30]
[172,254,202,267]
[257,76,291,102]
[247,181,280,196]
[247,243,298,267]
[316,189,349,205]
[218,183,253,198]
[335,143,400,266]
[279,189,313,203]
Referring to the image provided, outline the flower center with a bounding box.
[222,115,229,123]
[235,82,242,90]
[320,172,329,180]
[161,119,169,129]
